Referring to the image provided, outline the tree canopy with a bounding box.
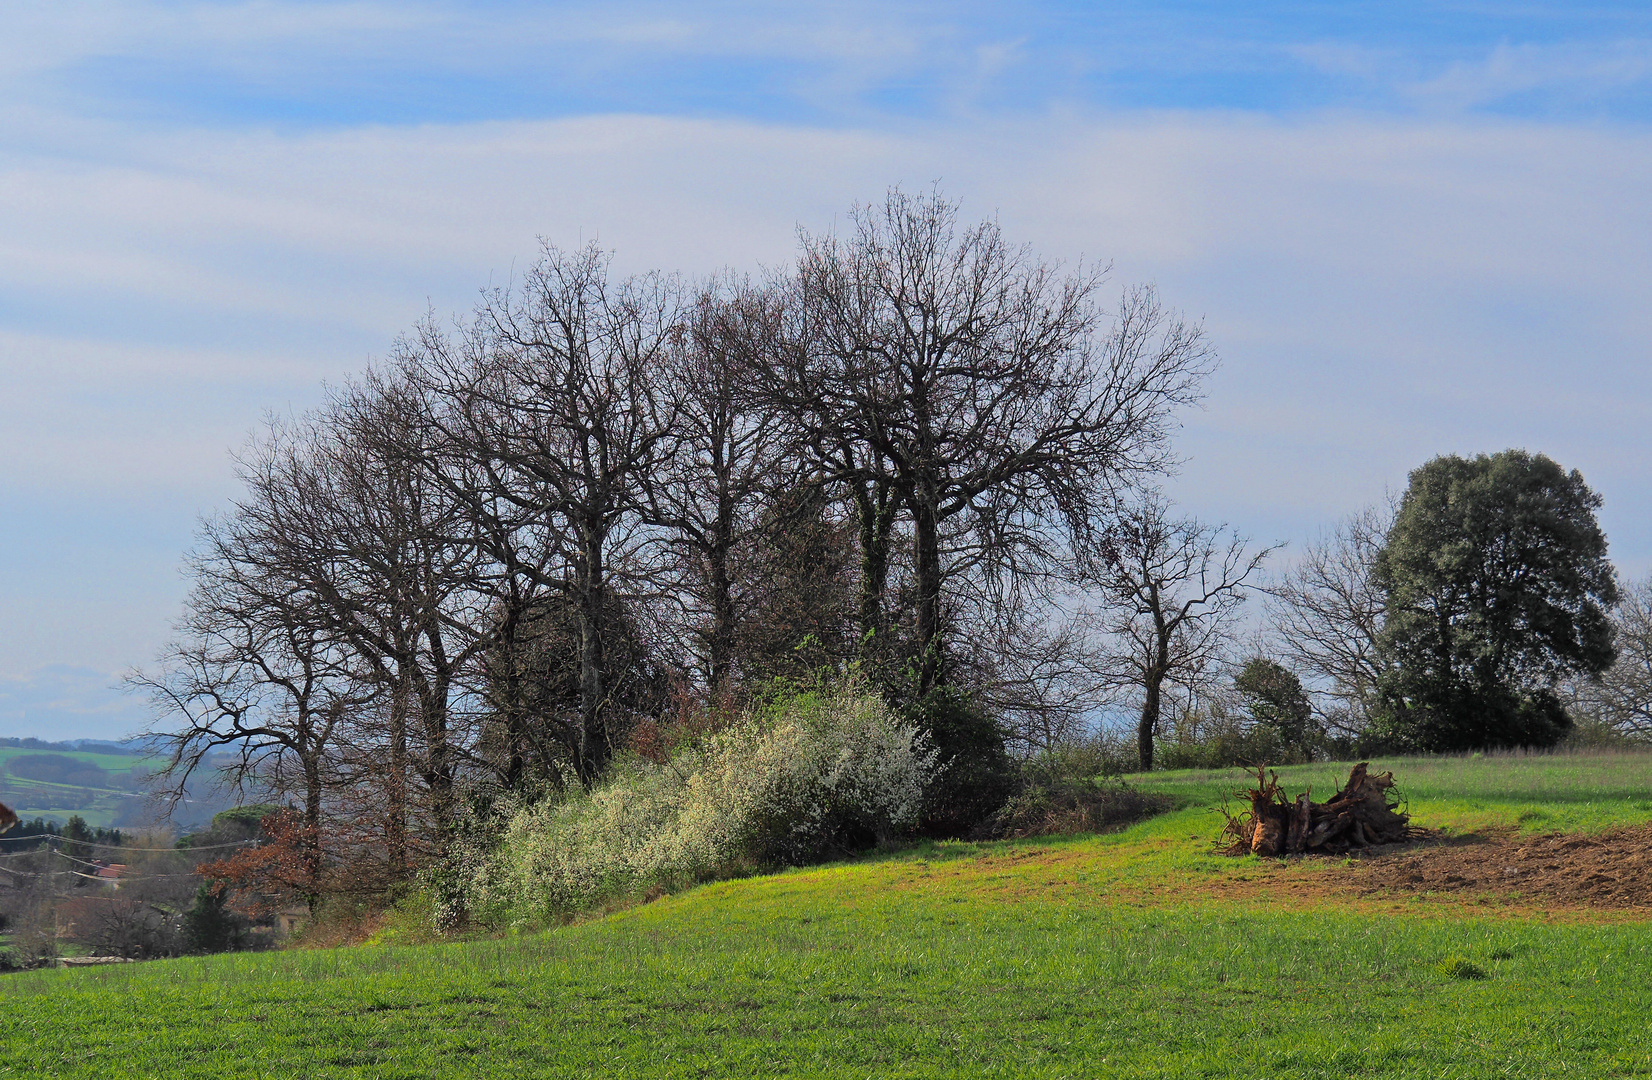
[1372,450,1618,751]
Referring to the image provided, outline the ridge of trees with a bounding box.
[132,188,1222,898]
[127,190,1652,918]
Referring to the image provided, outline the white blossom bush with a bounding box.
[471,683,937,927]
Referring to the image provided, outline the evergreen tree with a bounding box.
[1372,450,1617,751]
[1234,658,1317,758]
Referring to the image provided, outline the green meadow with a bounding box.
[0,747,158,829]
[4,751,1650,1079]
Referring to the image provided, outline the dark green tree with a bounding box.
[60,815,94,861]
[1372,450,1617,751]
[1234,658,1317,758]
[182,882,251,954]
[903,685,1017,837]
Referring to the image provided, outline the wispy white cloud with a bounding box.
[1285,42,1399,82]
[3,106,1650,513]
[0,1,944,91]
[1284,36,1652,114]
[1406,38,1652,111]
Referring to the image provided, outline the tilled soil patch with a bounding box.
[1356,823,1652,909]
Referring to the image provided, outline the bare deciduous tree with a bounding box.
[1083,494,1275,770]
[416,242,681,784]
[130,192,1231,907]
[1572,575,1652,740]
[782,188,1215,697]
[1264,501,1392,738]
[281,376,492,865]
[134,518,367,898]
[650,277,791,693]
[959,596,1097,754]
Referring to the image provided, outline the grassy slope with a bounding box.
[0,749,148,775]
[4,752,1652,1079]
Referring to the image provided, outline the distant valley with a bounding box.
[0,742,237,831]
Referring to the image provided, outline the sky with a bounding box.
[2,1,1650,739]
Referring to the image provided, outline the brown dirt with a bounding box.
[1351,824,1652,910]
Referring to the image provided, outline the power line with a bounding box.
[53,849,126,872]
[0,834,258,852]
[64,868,202,881]
[0,861,204,882]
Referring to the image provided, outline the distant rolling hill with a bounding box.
[0,745,238,831]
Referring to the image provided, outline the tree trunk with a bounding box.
[496,599,527,793]
[1222,763,1411,856]
[707,530,735,695]
[420,676,455,846]
[386,674,409,879]
[705,426,738,695]
[1137,669,1162,772]
[852,477,895,663]
[912,489,943,696]
[1137,616,1174,771]
[302,752,323,911]
[577,528,607,785]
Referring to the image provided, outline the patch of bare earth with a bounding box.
[1351,824,1652,911]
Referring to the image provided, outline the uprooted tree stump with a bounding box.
[1218,762,1411,857]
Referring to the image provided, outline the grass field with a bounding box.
[3,751,1650,1079]
[0,748,148,774]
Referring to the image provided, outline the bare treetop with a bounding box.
[777,188,1217,695]
[1264,501,1394,737]
[1083,491,1276,770]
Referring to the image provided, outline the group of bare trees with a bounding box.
[135,189,1244,891]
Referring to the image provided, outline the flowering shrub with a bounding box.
[468,683,937,927]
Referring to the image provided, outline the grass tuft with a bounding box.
[1437,955,1490,980]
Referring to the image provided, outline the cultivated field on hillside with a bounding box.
[0,747,155,829]
[4,751,1650,1079]
[0,746,241,830]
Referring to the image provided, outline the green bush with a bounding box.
[979,735,1170,838]
[182,882,253,954]
[466,682,937,928]
[1157,698,1299,770]
[1023,730,1139,781]
[905,686,1018,836]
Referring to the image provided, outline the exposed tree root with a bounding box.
[1219,762,1411,856]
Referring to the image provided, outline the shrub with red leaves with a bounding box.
[196,809,318,917]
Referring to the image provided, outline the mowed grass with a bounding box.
[4,751,1652,1079]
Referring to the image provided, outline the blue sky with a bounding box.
[20,3,1652,126]
[3,1,1651,738]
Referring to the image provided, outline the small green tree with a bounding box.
[182,882,251,954]
[60,815,94,860]
[1234,658,1317,759]
[1372,450,1618,751]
